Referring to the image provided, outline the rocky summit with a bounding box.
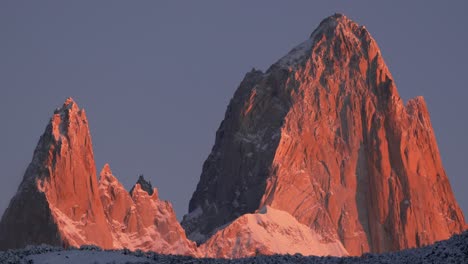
[0,99,196,256]
[0,98,114,249]
[182,14,466,255]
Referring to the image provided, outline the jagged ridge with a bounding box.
[0,99,196,256]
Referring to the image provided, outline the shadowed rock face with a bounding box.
[182,14,466,255]
[0,98,114,249]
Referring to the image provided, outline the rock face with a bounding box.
[0,98,114,249]
[0,99,196,256]
[183,14,466,255]
[199,206,348,258]
[99,164,198,255]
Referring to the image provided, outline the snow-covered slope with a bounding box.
[200,206,348,258]
[0,231,466,263]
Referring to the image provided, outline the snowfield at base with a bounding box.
[0,231,466,263]
[0,231,467,264]
[27,250,145,264]
[200,206,348,258]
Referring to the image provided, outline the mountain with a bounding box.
[0,13,466,259]
[0,99,196,256]
[0,98,113,249]
[99,164,197,255]
[182,14,466,255]
[199,206,348,258]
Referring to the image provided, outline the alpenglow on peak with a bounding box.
[182,13,465,256]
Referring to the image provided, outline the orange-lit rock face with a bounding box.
[0,99,197,255]
[98,165,198,256]
[99,164,140,236]
[183,14,466,255]
[0,98,114,249]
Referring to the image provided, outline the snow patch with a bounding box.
[276,37,315,68]
[200,206,348,258]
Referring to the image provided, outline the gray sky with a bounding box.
[1,1,467,220]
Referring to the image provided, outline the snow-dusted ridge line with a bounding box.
[1,231,466,263]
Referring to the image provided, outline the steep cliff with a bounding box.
[0,99,197,256]
[0,98,113,249]
[183,14,466,255]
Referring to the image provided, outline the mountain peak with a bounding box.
[64,97,75,106]
[316,13,353,29]
[50,98,88,142]
[183,13,466,255]
[99,163,115,184]
[54,97,80,114]
[0,98,114,250]
[273,13,374,70]
[310,13,372,46]
[101,163,112,174]
[130,175,154,196]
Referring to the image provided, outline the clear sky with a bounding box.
[1,1,467,220]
